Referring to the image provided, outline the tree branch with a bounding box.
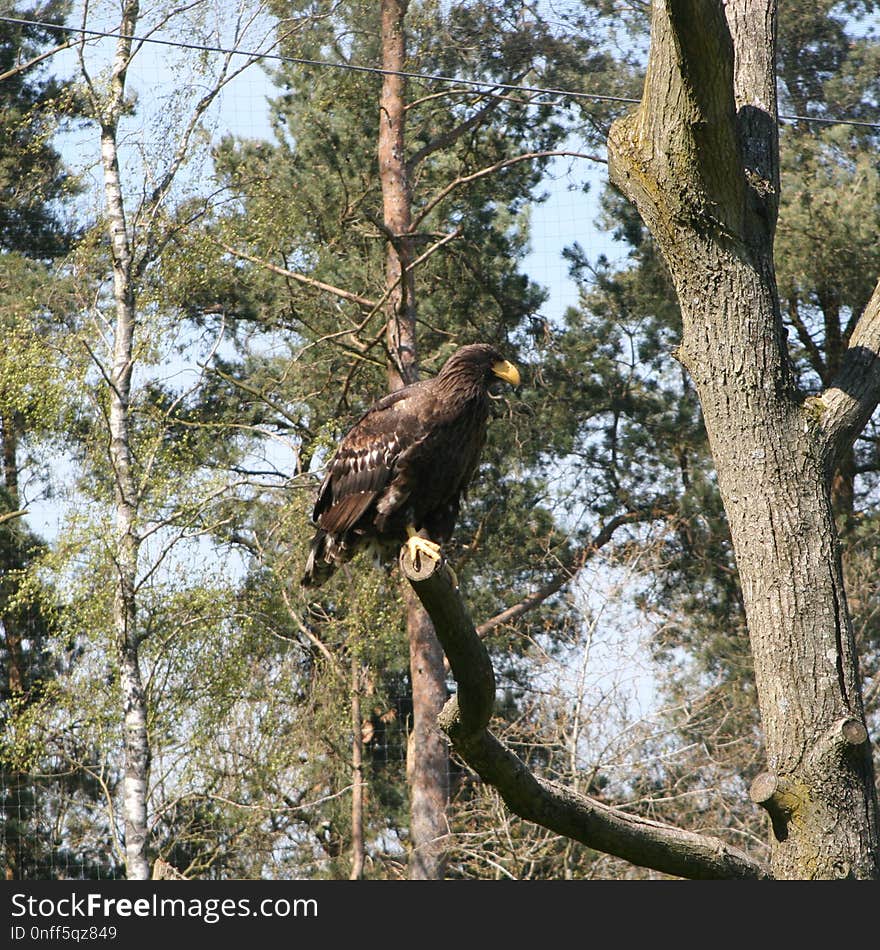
[412,151,604,231]
[401,551,771,880]
[0,37,76,84]
[475,505,667,637]
[216,241,378,312]
[816,277,880,466]
[406,83,524,173]
[787,298,827,382]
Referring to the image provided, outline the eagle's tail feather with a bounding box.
[301,529,347,588]
[301,530,329,587]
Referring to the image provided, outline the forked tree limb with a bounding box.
[401,549,771,880]
[817,277,880,467]
[606,0,879,878]
[475,504,670,637]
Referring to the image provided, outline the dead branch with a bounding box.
[401,549,771,880]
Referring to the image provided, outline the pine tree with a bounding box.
[163,0,639,877]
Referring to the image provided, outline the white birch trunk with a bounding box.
[98,0,151,881]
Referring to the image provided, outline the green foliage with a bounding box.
[0,1,79,259]
[0,252,78,430]
[6,0,878,880]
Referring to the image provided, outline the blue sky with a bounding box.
[32,6,625,542]
[48,4,622,324]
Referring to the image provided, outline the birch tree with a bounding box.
[71,0,281,879]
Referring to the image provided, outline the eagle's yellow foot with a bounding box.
[405,526,442,571]
[403,527,458,587]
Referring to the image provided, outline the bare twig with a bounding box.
[217,241,378,312]
[476,505,669,637]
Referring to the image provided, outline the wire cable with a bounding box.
[1,13,879,129]
[0,14,640,105]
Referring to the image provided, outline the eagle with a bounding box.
[301,343,521,587]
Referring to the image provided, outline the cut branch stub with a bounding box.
[807,717,870,780]
[749,772,804,843]
[750,719,870,857]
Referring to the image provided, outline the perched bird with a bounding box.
[301,343,521,587]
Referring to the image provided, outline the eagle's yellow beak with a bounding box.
[492,359,521,387]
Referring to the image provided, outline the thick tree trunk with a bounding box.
[608,0,879,878]
[97,0,151,882]
[378,0,449,879]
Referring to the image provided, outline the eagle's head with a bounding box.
[436,343,521,392]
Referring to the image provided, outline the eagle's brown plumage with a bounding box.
[301,343,520,587]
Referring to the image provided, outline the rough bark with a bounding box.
[378,0,449,879]
[607,0,879,878]
[402,551,770,879]
[379,0,418,391]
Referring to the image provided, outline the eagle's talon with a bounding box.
[404,528,442,571]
